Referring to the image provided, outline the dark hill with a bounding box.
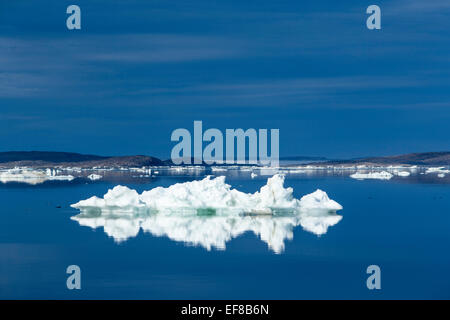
[0,151,107,163]
[0,151,449,168]
[0,151,164,168]
[324,152,450,166]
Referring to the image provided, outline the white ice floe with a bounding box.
[70,174,343,253]
[87,174,103,181]
[425,167,450,175]
[129,167,152,175]
[394,171,411,177]
[299,189,342,210]
[168,166,205,174]
[0,167,74,185]
[287,169,306,174]
[437,173,446,178]
[72,174,342,212]
[258,167,280,176]
[350,171,393,180]
[251,172,258,179]
[65,167,82,173]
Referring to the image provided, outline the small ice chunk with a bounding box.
[350,171,393,180]
[299,189,343,211]
[87,174,103,181]
[425,167,450,174]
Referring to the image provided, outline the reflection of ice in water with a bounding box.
[70,174,343,253]
[71,209,342,254]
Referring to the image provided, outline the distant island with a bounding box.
[0,151,163,168]
[321,152,450,166]
[279,156,329,161]
[0,151,449,168]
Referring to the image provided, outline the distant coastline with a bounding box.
[0,151,449,168]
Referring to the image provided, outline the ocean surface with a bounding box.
[1,171,449,299]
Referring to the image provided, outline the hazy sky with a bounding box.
[0,0,449,159]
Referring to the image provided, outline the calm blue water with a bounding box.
[0,174,449,299]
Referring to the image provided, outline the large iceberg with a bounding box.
[72,174,342,212]
[71,174,343,253]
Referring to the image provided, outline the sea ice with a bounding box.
[87,174,103,181]
[0,167,74,185]
[425,167,450,175]
[299,189,342,210]
[350,171,393,180]
[394,171,411,177]
[72,174,342,212]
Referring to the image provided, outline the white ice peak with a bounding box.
[72,174,343,212]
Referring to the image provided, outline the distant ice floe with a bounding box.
[393,170,411,177]
[211,167,227,172]
[425,167,450,175]
[130,167,152,175]
[424,167,449,178]
[350,171,393,180]
[87,174,103,181]
[258,167,280,176]
[167,166,205,175]
[71,174,343,253]
[0,167,74,185]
